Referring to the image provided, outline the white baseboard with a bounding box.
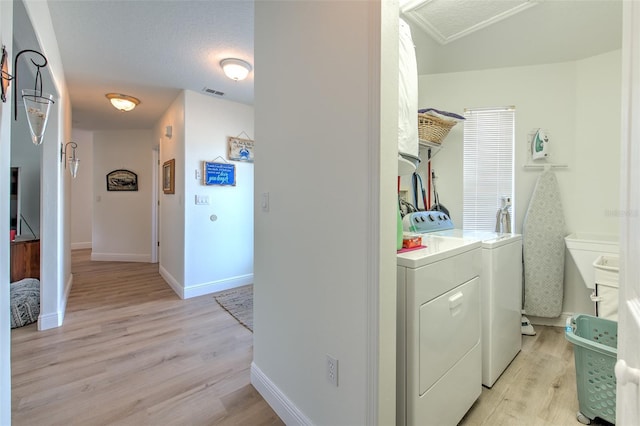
[250,362,312,426]
[159,269,254,300]
[59,272,73,324]
[71,242,92,250]
[38,311,63,330]
[183,274,253,299]
[526,312,573,328]
[91,252,151,263]
[159,265,183,299]
[37,274,74,331]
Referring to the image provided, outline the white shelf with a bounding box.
[522,163,569,170]
[419,139,442,149]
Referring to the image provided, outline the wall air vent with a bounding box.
[202,87,225,96]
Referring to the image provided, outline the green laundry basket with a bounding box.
[565,314,617,425]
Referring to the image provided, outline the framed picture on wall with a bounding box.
[106,169,138,191]
[163,159,175,194]
[227,136,254,162]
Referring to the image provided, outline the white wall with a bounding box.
[156,90,256,299]
[10,111,40,238]
[157,92,185,294]
[21,0,73,331]
[253,1,396,424]
[0,0,13,421]
[378,1,401,423]
[91,129,153,262]
[414,50,621,319]
[182,91,254,297]
[70,129,93,249]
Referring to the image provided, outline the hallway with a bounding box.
[11,250,282,425]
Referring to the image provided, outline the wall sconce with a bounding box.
[106,93,140,112]
[60,141,80,178]
[220,58,252,81]
[0,46,56,145]
[1,47,9,102]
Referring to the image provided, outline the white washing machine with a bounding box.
[404,213,523,388]
[397,212,482,426]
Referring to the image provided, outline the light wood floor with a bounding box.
[11,249,283,425]
[12,251,610,425]
[460,326,610,426]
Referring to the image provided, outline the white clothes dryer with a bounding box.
[397,212,482,425]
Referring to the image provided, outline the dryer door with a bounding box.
[419,276,480,394]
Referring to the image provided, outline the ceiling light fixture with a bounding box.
[106,93,140,112]
[220,58,252,81]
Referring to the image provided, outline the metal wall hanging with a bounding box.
[1,45,56,145]
[60,141,80,178]
[0,46,9,103]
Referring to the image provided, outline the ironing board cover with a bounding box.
[522,170,567,318]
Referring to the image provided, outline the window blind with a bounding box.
[463,107,515,231]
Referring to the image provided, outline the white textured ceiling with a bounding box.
[46,0,254,130]
[28,0,622,131]
[402,0,538,44]
[406,0,622,75]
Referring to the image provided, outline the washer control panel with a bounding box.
[403,211,454,233]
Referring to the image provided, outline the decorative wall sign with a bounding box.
[163,159,175,194]
[227,136,254,162]
[106,169,138,191]
[204,161,236,186]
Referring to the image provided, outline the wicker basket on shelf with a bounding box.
[418,113,457,144]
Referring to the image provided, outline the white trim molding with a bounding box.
[159,265,183,298]
[183,274,253,299]
[38,311,63,331]
[159,267,253,300]
[250,362,312,426]
[71,242,92,250]
[90,252,151,263]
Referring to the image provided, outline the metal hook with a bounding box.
[12,49,53,120]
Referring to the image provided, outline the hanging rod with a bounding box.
[522,163,569,170]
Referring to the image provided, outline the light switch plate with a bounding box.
[195,195,209,205]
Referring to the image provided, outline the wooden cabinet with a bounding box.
[10,239,40,282]
[10,167,20,233]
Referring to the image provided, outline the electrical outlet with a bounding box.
[326,354,338,387]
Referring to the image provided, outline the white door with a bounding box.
[615,2,640,424]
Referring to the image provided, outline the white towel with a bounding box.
[398,18,418,160]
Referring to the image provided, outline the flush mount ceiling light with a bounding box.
[105,93,140,112]
[220,58,252,81]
